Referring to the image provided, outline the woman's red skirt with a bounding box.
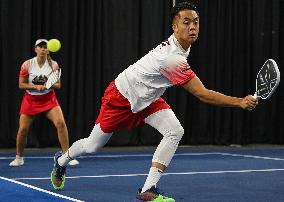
[20,90,59,115]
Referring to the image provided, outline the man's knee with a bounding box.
[165,125,184,143]
[83,125,112,154]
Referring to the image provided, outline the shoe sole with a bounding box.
[134,197,175,202]
[50,170,65,190]
[68,161,79,166]
[9,163,24,167]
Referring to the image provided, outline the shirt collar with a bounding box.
[172,34,191,56]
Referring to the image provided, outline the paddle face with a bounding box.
[255,59,280,100]
[45,68,61,89]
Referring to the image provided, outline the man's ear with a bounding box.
[172,23,178,33]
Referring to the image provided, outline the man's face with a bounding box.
[172,10,199,45]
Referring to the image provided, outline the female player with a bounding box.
[9,39,79,167]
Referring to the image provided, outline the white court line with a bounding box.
[10,152,284,180]
[0,176,84,202]
[0,154,155,160]
[0,152,232,159]
[14,168,284,180]
[216,152,284,161]
[1,152,284,161]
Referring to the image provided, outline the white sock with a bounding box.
[16,155,23,160]
[141,167,163,193]
[58,146,81,166]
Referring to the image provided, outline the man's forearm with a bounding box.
[197,89,242,107]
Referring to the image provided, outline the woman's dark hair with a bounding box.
[170,2,199,24]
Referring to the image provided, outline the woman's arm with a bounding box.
[19,76,45,91]
[50,80,61,90]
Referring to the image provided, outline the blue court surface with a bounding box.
[1,145,284,202]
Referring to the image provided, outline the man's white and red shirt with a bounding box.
[115,34,196,113]
[96,34,196,133]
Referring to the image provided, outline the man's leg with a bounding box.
[58,123,113,166]
[51,123,112,189]
[142,109,183,192]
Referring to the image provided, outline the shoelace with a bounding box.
[55,164,66,179]
[149,187,165,195]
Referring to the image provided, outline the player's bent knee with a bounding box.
[81,124,113,154]
[166,126,184,143]
[54,120,66,130]
[82,138,98,154]
[84,144,100,154]
[83,134,111,154]
[78,137,98,154]
[18,127,29,137]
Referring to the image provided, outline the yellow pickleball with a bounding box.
[47,39,61,52]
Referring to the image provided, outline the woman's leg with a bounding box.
[46,106,69,152]
[9,114,34,166]
[16,114,34,156]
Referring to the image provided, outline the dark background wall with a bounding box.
[0,0,283,148]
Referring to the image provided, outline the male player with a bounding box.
[51,2,258,201]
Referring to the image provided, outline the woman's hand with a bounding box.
[34,85,46,91]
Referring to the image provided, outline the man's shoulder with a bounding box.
[150,38,183,62]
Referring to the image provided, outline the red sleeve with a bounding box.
[160,55,196,85]
[19,61,29,77]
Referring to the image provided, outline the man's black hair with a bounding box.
[170,2,199,24]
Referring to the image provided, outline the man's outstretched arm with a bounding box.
[182,76,258,110]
